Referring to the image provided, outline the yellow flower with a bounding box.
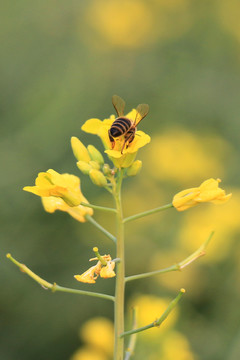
[70,347,108,360]
[74,254,115,284]
[100,261,116,278]
[82,109,150,168]
[173,178,232,211]
[80,317,114,356]
[23,169,93,222]
[179,189,240,263]
[129,295,178,340]
[74,264,101,284]
[161,331,195,360]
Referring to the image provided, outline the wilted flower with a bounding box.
[74,254,115,284]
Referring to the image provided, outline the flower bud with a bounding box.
[102,164,111,176]
[77,161,92,175]
[89,169,108,187]
[126,160,142,176]
[71,137,91,162]
[87,145,104,165]
[89,160,100,170]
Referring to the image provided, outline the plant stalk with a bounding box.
[114,169,125,360]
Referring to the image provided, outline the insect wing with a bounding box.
[134,104,149,125]
[112,95,125,117]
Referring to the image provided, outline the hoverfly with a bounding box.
[108,95,149,154]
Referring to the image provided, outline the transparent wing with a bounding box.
[112,95,125,117]
[134,104,149,125]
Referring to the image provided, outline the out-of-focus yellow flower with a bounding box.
[145,130,231,185]
[173,178,232,211]
[70,347,108,360]
[151,249,198,292]
[82,0,192,50]
[179,189,240,262]
[82,110,150,168]
[84,0,155,49]
[74,254,115,284]
[129,295,178,340]
[217,0,240,42]
[161,331,195,360]
[80,317,114,357]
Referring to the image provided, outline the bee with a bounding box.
[108,95,149,154]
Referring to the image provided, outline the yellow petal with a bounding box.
[81,118,103,134]
[74,265,98,284]
[100,262,116,279]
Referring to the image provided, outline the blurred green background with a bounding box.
[1,1,240,359]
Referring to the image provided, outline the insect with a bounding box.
[108,95,149,154]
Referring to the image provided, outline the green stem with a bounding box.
[123,203,173,223]
[121,289,185,338]
[81,202,116,213]
[114,169,125,360]
[6,254,114,301]
[86,214,116,243]
[124,307,138,360]
[125,231,214,283]
[125,264,179,283]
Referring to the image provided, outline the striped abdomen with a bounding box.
[109,117,132,138]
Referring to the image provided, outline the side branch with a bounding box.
[86,215,117,243]
[125,231,214,283]
[81,202,117,213]
[121,289,185,338]
[6,254,115,302]
[123,203,173,223]
[124,307,138,360]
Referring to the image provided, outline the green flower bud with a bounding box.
[87,145,104,165]
[89,160,100,170]
[71,137,91,162]
[89,169,108,187]
[77,161,92,175]
[126,160,142,176]
[102,164,111,176]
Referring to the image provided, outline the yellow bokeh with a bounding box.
[129,294,178,340]
[80,317,114,357]
[145,129,231,185]
[70,347,108,360]
[179,189,239,262]
[151,249,199,292]
[85,0,155,49]
[161,331,195,360]
[217,0,240,42]
[80,0,192,50]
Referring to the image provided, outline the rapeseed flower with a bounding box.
[173,178,232,211]
[23,169,93,222]
[82,110,150,168]
[74,254,115,284]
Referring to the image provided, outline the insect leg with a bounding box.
[121,130,135,154]
[108,129,115,149]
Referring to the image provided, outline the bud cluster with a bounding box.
[71,136,142,188]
